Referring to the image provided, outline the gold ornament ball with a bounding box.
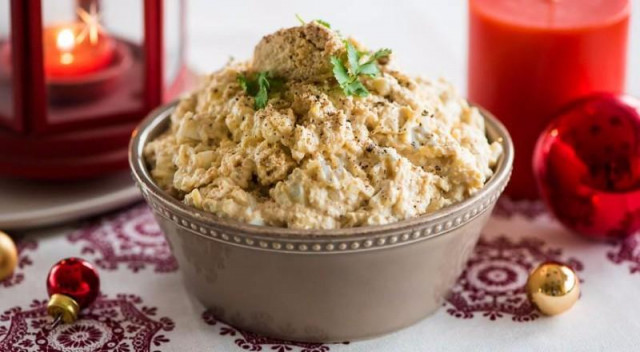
[0,231,18,281]
[526,261,580,316]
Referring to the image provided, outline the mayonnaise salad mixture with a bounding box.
[144,22,502,230]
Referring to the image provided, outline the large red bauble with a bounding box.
[533,93,640,240]
[46,257,100,309]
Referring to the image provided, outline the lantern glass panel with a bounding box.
[41,0,145,126]
[163,0,183,99]
[0,0,14,127]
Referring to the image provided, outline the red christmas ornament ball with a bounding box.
[533,93,640,240]
[46,257,100,309]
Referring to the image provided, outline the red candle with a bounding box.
[43,22,115,78]
[468,0,630,199]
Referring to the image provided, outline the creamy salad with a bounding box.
[144,22,502,230]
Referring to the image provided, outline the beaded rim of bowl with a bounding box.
[130,101,513,254]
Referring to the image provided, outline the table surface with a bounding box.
[2,1,640,351]
[2,201,640,352]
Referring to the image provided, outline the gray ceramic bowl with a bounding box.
[129,101,513,343]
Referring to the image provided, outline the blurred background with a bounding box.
[187,0,640,96]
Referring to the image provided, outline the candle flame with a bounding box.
[60,53,74,65]
[76,2,102,45]
[56,29,76,52]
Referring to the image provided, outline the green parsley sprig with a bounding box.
[237,71,283,110]
[331,42,391,97]
[295,14,331,29]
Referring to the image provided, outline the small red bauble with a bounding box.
[47,257,100,310]
[533,93,640,240]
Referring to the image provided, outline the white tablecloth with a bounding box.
[2,200,640,351]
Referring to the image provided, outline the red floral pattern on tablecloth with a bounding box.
[1,239,37,288]
[0,294,174,352]
[607,233,640,274]
[202,310,344,352]
[445,235,583,322]
[492,197,547,220]
[68,204,178,273]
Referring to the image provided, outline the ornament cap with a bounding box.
[47,293,80,324]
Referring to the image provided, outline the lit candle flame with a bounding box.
[76,2,102,45]
[56,29,75,52]
[56,28,76,65]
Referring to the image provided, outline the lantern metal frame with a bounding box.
[0,0,191,179]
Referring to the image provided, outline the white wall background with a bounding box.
[187,0,640,97]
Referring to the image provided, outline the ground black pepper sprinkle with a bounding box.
[146,23,501,229]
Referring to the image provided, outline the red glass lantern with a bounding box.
[0,0,193,179]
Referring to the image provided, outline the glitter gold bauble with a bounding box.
[0,231,18,281]
[526,261,580,316]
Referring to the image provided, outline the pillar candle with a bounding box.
[468,0,630,199]
[43,23,115,78]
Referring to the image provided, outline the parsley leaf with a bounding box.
[347,81,369,97]
[237,74,249,92]
[314,19,331,28]
[330,56,350,86]
[296,13,331,29]
[255,72,270,109]
[237,71,282,110]
[373,48,392,60]
[295,15,331,29]
[330,42,391,97]
[346,42,360,75]
[358,61,379,77]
